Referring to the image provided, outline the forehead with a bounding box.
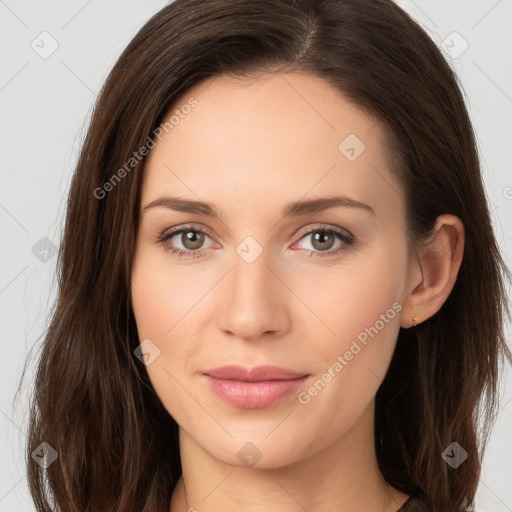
[141,72,403,221]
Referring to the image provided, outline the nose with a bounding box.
[216,249,290,341]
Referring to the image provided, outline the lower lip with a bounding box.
[203,375,310,408]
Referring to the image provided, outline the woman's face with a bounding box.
[131,71,412,467]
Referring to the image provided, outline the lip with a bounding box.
[203,364,308,381]
[202,365,310,409]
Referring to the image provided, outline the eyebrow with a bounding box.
[142,194,375,219]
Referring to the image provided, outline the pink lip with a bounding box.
[202,365,310,409]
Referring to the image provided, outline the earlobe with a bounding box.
[400,214,465,329]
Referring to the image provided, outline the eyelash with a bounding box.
[156,224,355,260]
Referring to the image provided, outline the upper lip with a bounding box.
[203,365,309,382]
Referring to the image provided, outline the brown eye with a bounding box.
[157,225,217,258]
[181,230,205,250]
[310,231,336,251]
[293,226,354,259]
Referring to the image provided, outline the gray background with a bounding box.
[0,1,511,510]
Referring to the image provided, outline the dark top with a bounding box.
[397,495,427,511]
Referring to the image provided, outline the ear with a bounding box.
[400,214,465,329]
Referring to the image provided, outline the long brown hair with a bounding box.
[19,0,511,510]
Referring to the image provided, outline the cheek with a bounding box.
[130,253,198,422]
[291,272,404,447]
[130,248,207,339]
[299,247,406,348]
[296,240,407,400]
[130,249,210,391]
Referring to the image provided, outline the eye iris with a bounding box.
[182,230,204,250]
[312,231,335,251]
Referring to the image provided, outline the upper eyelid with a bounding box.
[295,224,353,240]
[162,223,215,238]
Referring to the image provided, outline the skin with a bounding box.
[130,71,465,512]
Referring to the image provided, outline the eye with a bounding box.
[157,225,218,259]
[156,224,354,260]
[292,226,354,258]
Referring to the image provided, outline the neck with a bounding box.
[169,401,409,512]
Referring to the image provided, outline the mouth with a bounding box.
[202,365,310,409]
